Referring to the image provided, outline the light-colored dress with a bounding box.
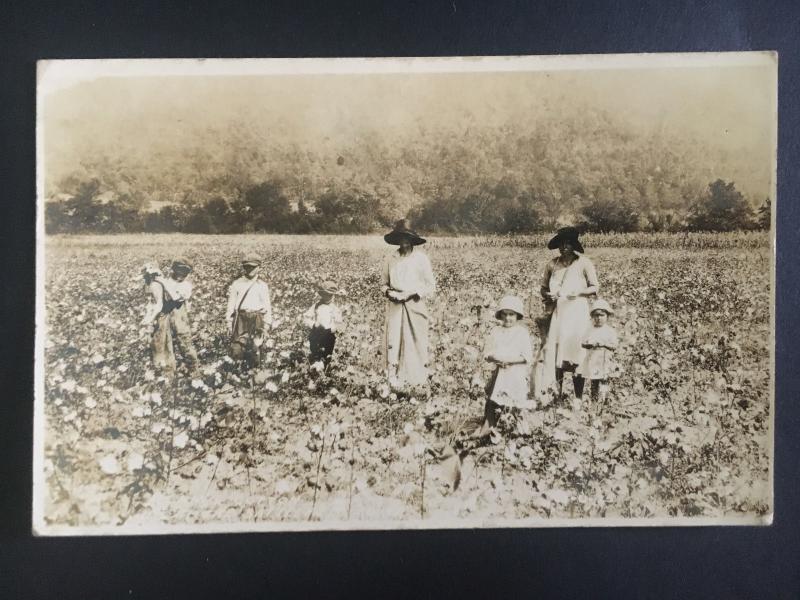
[483,324,534,409]
[382,249,436,389]
[535,255,599,396]
[577,324,619,380]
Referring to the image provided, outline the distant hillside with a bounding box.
[41,69,774,233]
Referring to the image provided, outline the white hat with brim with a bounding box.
[590,298,614,315]
[142,263,161,276]
[495,295,525,319]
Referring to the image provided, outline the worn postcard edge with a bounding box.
[33,52,777,536]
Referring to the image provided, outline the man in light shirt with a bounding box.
[226,257,272,368]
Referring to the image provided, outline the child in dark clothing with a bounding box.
[303,280,343,369]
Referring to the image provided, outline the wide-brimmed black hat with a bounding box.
[547,226,584,253]
[384,219,426,246]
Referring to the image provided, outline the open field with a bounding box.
[37,233,772,531]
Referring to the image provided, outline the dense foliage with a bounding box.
[45,177,768,235]
[40,234,770,528]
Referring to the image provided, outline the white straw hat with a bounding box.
[141,263,161,276]
[495,295,525,319]
[590,298,614,315]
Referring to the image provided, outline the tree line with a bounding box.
[45,175,769,235]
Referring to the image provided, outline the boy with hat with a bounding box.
[226,256,272,368]
[302,280,344,368]
[578,298,619,406]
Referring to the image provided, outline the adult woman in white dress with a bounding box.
[535,227,599,401]
[381,220,436,392]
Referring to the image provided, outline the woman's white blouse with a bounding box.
[382,249,436,299]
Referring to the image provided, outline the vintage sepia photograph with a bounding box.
[34,54,776,535]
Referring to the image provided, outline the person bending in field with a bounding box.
[302,280,343,370]
[226,256,272,369]
[577,298,620,407]
[477,295,534,438]
[141,260,199,376]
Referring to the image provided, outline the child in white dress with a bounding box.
[479,295,534,436]
[578,298,619,405]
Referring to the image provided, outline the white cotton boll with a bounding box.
[99,455,120,475]
[275,479,297,496]
[173,432,189,449]
[127,452,144,472]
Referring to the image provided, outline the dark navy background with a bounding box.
[1,2,798,597]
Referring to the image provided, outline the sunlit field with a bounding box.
[39,233,771,529]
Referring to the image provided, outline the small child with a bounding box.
[303,280,344,368]
[578,298,619,405]
[478,295,534,436]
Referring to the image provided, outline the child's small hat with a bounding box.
[142,263,161,276]
[242,256,261,268]
[590,298,614,316]
[317,280,339,295]
[171,259,192,275]
[495,295,525,319]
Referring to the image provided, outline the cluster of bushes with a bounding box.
[45,176,770,235]
[45,180,391,235]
